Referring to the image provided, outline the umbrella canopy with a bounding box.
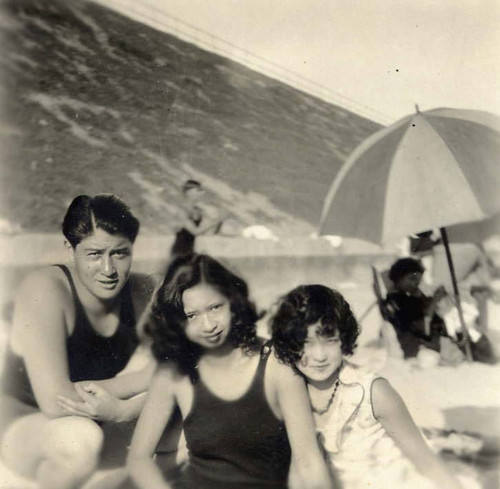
[319,107,500,244]
[319,106,500,362]
[446,211,500,244]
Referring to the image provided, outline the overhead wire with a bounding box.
[92,0,394,125]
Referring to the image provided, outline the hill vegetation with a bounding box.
[0,0,380,236]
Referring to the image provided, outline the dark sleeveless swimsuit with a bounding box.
[179,344,291,489]
[1,265,139,409]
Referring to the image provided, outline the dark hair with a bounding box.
[148,254,260,379]
[62,194,140,247]
[271,284,359,367]
[182,179,202,194]
[388,257,425,284]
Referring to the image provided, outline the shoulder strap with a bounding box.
[54,264,79,302]
[260,340,273,361]
[54,264,89,337]
[120,281,136,330]
[239,341,273,403]
[255,340,274,382]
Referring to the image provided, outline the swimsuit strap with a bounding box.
[55,264,78,302]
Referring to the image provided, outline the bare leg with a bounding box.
[2,413,103,489]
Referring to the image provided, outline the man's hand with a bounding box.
[57,383,126,422]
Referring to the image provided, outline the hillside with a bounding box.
[0,0,380,236]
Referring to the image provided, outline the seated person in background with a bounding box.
[386,258,497,364]
[0,194,166,489]
[385,258,451,360]
[170,180,227,259]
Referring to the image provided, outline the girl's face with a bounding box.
[295,322,342,387]
[182,282,232,350]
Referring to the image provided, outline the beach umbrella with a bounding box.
[319,106,500,360]
[446,211,500,244]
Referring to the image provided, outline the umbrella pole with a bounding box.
[439,227,474,362]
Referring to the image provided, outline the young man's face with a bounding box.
[70,228,133,302]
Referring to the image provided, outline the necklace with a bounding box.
[311,379,340,415]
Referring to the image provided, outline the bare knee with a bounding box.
[2,414,103,485]
[45,416,104,467]
[1,413,48,476]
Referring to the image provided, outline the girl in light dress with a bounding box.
[271,284,466,489]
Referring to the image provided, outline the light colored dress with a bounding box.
[315,361,436,489]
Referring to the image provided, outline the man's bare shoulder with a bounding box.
[17,266,70,303]
[12,267,73,345]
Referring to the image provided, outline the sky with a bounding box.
[97,0,499,124]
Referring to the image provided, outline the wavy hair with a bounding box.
[271,284,359,367]
[148,254,260,379]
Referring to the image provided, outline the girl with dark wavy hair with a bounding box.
[128,254,332,489]
[271,284,464,489]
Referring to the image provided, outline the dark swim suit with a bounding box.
[178,343,291,489]
[170,206,202,257]
[385,291,446,358]
[1,264,139,409]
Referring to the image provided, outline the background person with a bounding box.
[0,194,160,489]
[409,231,499,336]
[271,284,466,489]
[386,257,496,364]
[170,180,227,259]
[128,253,332,489]
[385,258,453,361]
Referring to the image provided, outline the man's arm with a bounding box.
[14,270,82,417]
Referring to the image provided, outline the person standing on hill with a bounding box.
[170,180,226,259]
[0,194,167,489]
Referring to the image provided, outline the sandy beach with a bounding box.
[1,236,499,488]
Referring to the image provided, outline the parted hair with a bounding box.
[62,194,140,247]
[148,253,261,379]
[271,284,359,367]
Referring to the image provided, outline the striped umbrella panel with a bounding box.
[319,109,500,244]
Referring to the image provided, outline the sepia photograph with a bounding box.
[0,1,499,488]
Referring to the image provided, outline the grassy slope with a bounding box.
[0,0,380,236]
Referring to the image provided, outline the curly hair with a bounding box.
[388,257,425,284]
[271,284,359,367]
[147,253,261,379]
